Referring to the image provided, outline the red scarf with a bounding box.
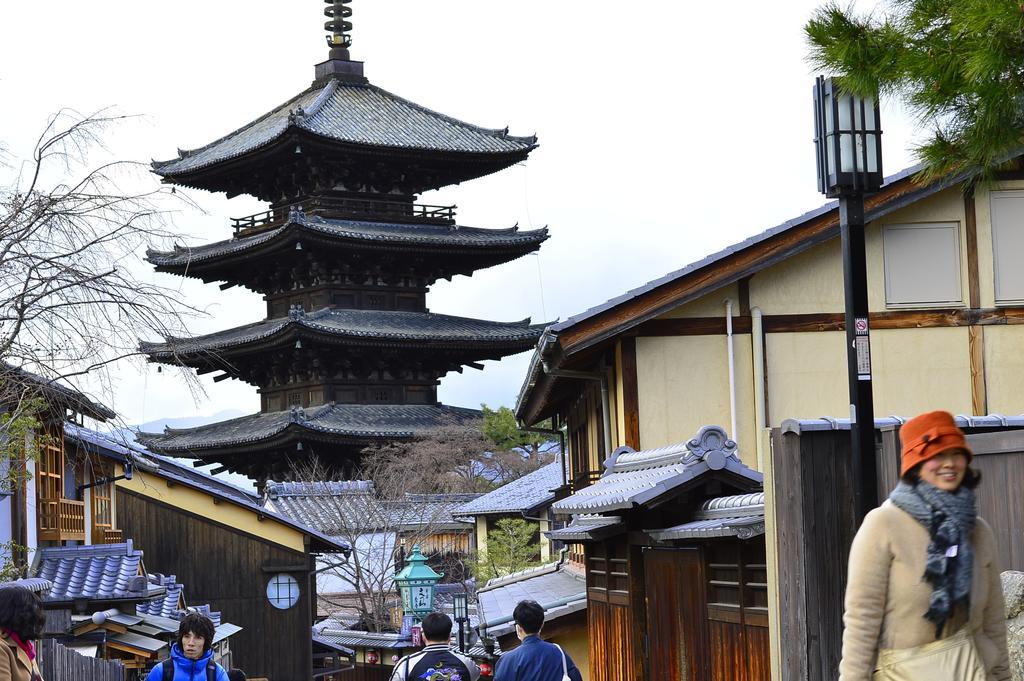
[2,628,35,662]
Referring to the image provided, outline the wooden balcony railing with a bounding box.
[38,498,86,543]
[232,197,457,236]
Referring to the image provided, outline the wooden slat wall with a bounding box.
[770,428,859,681]
[38,638,123,681]
[643,548,708,681]
[117,489,314,681]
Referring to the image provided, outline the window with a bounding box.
[882,222,963,307]
[990,191,1024,305]
[266,574,300,610]
[705,542,768,627]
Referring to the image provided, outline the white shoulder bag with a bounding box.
[553,643,572,681]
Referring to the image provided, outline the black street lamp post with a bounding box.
[452,591,469,653]
[813,75,884,523]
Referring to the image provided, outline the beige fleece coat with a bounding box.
[838,500,1010,681]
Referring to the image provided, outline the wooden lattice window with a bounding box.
[705,541,769,626]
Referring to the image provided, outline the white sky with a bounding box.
[0,0,918,428]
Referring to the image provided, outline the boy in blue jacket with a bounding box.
[147,612,229,681]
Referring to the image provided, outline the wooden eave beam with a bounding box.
[557,171,951,356]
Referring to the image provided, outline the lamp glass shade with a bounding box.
[453,592,469,622]
[814,76,883,197]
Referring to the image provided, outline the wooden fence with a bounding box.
[770,419,1024,681]
[38,638,123,681]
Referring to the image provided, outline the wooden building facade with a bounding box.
[65,427,349,681]
[545,427,766,681]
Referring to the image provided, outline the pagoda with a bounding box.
[138,1,548,486]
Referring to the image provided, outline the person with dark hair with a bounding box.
[839,410,1010,681]
[389,612,479,681]
[494,600,582,681]
[147,612,229,681]
[0,586,46,681]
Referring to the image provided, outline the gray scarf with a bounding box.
[888,480,976,636]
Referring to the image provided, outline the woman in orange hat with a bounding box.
[838,410,1010,681]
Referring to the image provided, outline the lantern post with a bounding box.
[813,75,884,523]
[393,545,443,633]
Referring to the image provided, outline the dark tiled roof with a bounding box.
[267,482,479,534]
[1,363,115,421]
[153,80,536,177]
[454,460,562,516]
[477,561,586,638]
[552,426,762,515]
[135,574,184,619]
[146,213,548,268]
[137,403,481,453]
[65,424,349,553]
[34,543,160,604]
[647,492,766,541]
[0,578,52,594]
[140,307,546,358]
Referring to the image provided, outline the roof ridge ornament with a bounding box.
[683,425,738,470]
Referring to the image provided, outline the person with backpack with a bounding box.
[147,612,229,681]
[389,613,479,681]
[493,600,582,681]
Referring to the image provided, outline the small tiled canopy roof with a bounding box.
[137,403,482,453]
[146,213,548,269]
[454,459,563,516]
[140,307,546,359]
[552,426,763,515]
[477,561,587,638]
[647,492,766,541]
[152,79,536,178]
[34,542,162,604]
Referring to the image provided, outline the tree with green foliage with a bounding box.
[474,517,541,582]
[481,405,557,462]
[805,0,1024,183]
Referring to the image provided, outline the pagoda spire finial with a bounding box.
[324,0,353,61]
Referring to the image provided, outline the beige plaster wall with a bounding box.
[764,331,849,423]
[475,518,488,556]
[549,627,590,681]
[748,240,845,314]
[983,325,1024,414]
[870,327,972,416]
[635,335,756,463]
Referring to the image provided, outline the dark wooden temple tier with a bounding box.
[136,403,482,480]
[151,78,537,200]
[145,210,548,298]
[139,307,545,407]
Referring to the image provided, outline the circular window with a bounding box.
[266,573,300,610]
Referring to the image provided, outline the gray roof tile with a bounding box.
[146,214,548,268]
[140,307,545,357]
[647,492,766,541]
[1,363,115,421]
[545,515,624,542]
[454,460,563,516]
[137,403,481,452]
[477,562,586,637]
[34,543,155,603]
[267,483,479,534]
[552,426,762,515]
[153,80,535,177]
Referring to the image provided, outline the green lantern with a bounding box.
[394,544,443,617]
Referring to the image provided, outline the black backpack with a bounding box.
[161,657,217,681]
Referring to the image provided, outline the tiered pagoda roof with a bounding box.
[140,5,547,483]
[146,210,547,290]
[152,78,537,200]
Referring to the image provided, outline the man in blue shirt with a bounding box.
[493,600,583,681]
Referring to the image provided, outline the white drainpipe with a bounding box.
[725,299,737,440]
[752,307,767,470]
